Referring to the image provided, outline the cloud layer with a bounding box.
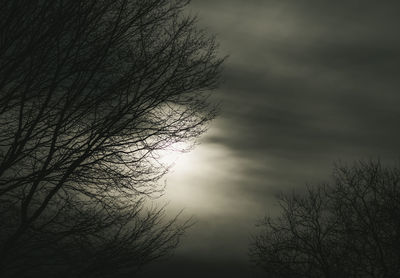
[143,1,400,277]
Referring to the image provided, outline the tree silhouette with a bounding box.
[0,0,223,276]
[250,160,400,278]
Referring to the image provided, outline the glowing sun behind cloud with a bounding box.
[156,142,194,172]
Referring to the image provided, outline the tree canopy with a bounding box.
[250,160,400,278]
[0,0,223,277]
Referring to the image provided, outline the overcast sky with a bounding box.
[141,1,400,277]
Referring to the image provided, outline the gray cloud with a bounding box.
[143,1,400,277]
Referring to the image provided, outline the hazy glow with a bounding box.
[153,142,190,171]
[160,138,263,216]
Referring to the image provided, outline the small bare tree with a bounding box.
[250,160,400,278]
[0,0,223,276]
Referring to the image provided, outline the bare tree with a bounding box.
[0,0,223,276]
[250,160,400,278]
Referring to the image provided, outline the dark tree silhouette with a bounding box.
[0,0,223,277]
[250,160,400,278]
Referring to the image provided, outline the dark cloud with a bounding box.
[143,1,400,277]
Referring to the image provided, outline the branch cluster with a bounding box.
[0,0,222,276]
[250,160,400,278]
